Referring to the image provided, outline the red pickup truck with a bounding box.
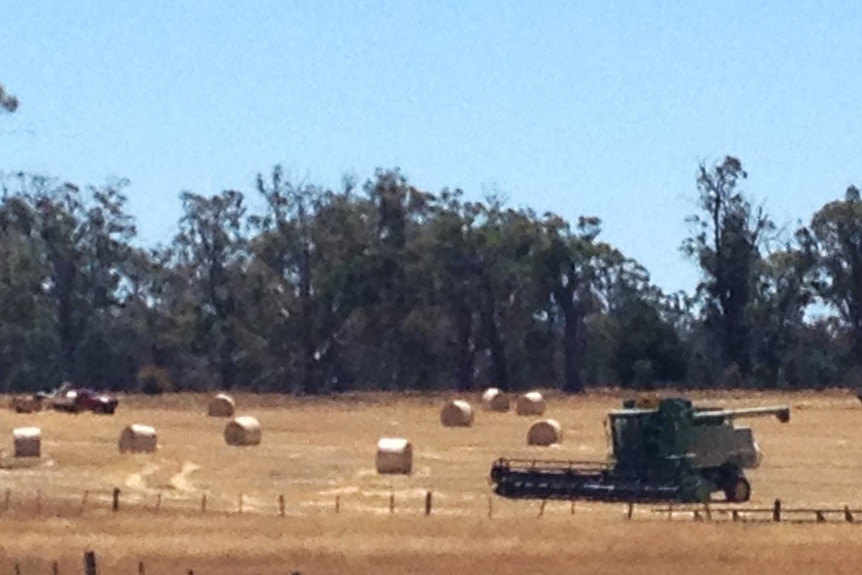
[50,386,119,414]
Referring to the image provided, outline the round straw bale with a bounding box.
[375,437,413,474]
[13,427,41,457]
[440,399,474,427]
[207,393,236,417]
[118,424,158,454]
[515,391,546,416]
[527,419,563,446]
[224,416,262,446]
[481,387,510,412]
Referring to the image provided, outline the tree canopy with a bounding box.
[0,158,857,394]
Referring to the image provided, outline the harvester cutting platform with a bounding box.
[490,397,789,504]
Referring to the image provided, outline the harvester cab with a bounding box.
[490,397,789,504]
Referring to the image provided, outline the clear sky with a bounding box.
[2,1,860,295]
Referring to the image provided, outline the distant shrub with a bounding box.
[138,365,173,395]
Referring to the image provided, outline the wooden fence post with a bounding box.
[772,499,782,522]
[238,493,243,514]
[627,502,634,520]
[732,509,739,522]
[279,494,285,517]
[570,501,576,515]
[816,510,826,523]
[425,491,432,516]
[335,495,340,513]
[845,506,854,523]
[201,494,207,513]
[537,500,546,517]
[112,487,121,512]
[83,550,98,575]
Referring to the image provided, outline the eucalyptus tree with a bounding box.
[0,173,139,388]
[172,189,248,389]
[534,214,610,393]
[803,186,862,364]
[683,156,774,377]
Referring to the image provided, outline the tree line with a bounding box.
[1,80,860,397]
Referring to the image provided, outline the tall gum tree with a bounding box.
[682,156,774,377]
[805,186,862,364]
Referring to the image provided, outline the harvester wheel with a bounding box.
[724,476,751,503]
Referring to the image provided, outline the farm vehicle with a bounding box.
[9,382,118,415]
[490,396,789,504]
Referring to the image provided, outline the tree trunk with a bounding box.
[558,287,584,394]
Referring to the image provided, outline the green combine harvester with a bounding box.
[490,397,789,504]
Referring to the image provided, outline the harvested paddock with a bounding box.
[0,390,860,574]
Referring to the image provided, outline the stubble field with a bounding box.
[0,389,861,574]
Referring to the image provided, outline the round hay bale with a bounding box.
[440,399,474,427]
[515,391,546,416]
[13,427,41,458]
[207,393,236,417]
[118,424,158,454]
[375,437,413,474]
[481,387,510,412]
[9,395,43,413]
[527,419,563,446]
[224,416,262,446]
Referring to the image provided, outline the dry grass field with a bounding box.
[1,389,861,574]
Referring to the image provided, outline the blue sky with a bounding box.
[2,1,860,295]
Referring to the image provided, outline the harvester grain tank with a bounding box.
[490,397,789,504]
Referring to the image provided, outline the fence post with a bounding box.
[389,491,395,514]
[816,510,825,523]
[80,490,89,515]
[201,494,207,514]
[5,488,10,511]
[537,500,546,517]
[279,494,285,517]
[626,502,634,520]
[238,493,243,514]
[156,492,161,512]
[83,550,98,575]
[335,495,340,514]
[732,509,739,522]
[570,501,576,515]
[845,506,854,523]
[112,487,121,512]
[772,499,782,522]
[425,491,432,516]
